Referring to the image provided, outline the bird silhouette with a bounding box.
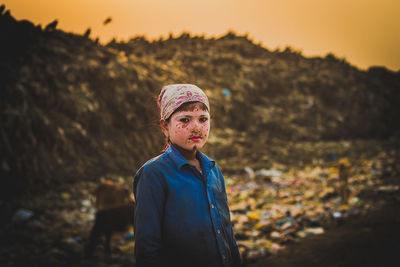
[103,17,112,25]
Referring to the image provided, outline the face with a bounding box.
[161,105,210,152]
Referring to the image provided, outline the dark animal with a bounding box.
[0,4,5,15]
[95,180,132,211]
[85,201,134,255]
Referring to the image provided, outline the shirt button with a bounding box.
[217,229,221,234]
[211,204,215,209]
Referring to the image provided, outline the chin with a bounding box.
[173,142,205,152]
[186,145,199,151]
[186,143,203,151]
[193,142,205,149]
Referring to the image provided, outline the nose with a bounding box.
[191,120,201,131]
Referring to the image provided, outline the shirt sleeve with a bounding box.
[228,222,243,267]
[133,165,166,267]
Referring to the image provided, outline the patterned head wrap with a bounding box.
[157,84,210,120]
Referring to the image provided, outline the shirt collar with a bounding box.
[166,144,215,172]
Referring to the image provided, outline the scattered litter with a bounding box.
[12,209,33,222]
[81,199,91,207]
[333,212,342,218]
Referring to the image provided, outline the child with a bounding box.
[133,84,242,267]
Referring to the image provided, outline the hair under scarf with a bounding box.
[157,84,210,121]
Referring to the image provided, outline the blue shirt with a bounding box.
[133,144,242,267]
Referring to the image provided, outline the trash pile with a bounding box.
[224,154,400,262]
[2,7,400,199]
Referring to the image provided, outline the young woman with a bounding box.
[133,84,242,267]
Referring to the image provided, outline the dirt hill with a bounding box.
[1,7,399,199]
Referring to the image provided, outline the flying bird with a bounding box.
[103,17,112,25]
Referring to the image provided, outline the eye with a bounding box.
[180,118,189,123]
[199,117,208,123]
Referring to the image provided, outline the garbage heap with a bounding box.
[225,154,400,262]
[2,6,400,200]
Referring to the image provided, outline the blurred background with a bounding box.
[1,1,399,266]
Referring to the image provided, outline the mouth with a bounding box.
[189,136,202,142]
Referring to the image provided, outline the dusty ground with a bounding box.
[247,194,400,267]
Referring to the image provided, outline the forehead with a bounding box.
[172,109,210,117]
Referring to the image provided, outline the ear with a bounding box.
[160,119,169,137]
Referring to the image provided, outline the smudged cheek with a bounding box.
[174,128,184,135]
[175,123,186,129]
[172,124,189,137]
[201,125,210,138]
[174,128,190,139]
[201,122,210,132]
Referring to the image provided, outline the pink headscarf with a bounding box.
[157,84,210,120]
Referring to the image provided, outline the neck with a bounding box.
[172,143,198,161]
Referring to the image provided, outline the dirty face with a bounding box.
[161,105,210,152]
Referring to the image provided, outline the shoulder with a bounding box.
[133,153,171,190]
[140,153,165,170]
[136,154,170,178]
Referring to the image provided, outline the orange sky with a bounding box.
[3,0,400,71]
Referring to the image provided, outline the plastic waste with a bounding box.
[244,166,255,179]
[124,232,134,241]
[12,209,33,222]
[81,199,91,207]
[306,227,324,235]
[275,217,296,230]
[333,211,342,218]
[247,211,261,221]
[255,169,282,178]
[222,88,231,97]
[61,192,70,200]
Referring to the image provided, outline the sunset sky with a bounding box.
[3,0,400,71]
